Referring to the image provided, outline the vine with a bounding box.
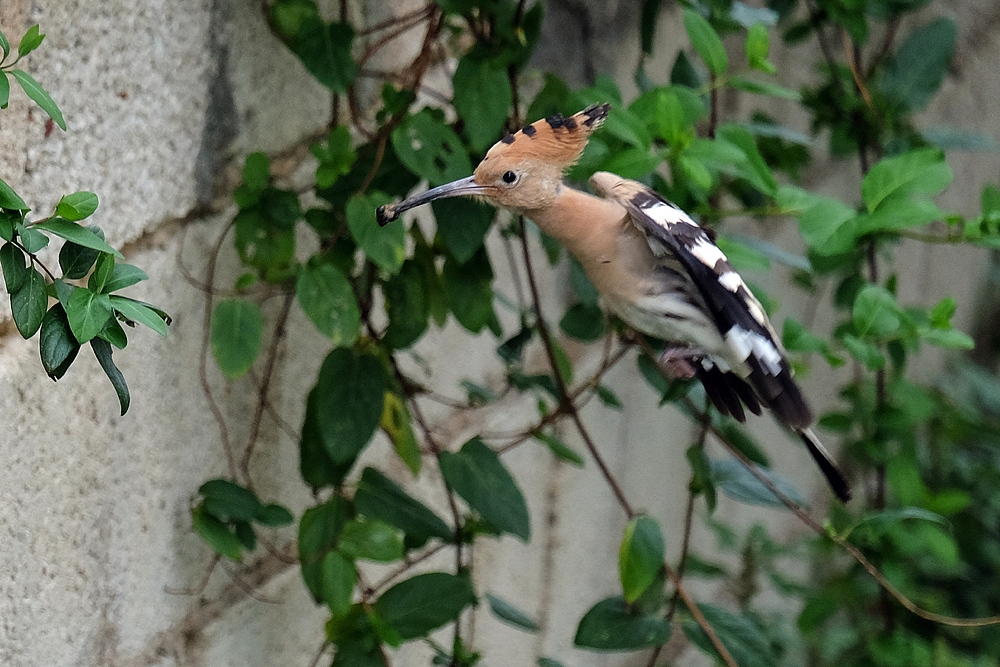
[187,2,1000,666]
[0,24,168,414]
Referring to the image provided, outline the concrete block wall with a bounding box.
[1,1,998,666]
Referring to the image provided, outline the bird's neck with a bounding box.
[522,185,628,259]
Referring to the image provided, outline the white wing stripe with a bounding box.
[724,326,783,375]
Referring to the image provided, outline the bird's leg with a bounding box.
[657,346,703,380]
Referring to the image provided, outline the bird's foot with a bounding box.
[657,347,703,380]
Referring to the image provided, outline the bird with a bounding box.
[376,103,851,502]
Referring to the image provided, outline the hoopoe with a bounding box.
[377,103,851,502]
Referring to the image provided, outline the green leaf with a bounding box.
[199,479,262,522]
[439,437,531,541]
[853,285,902,338]
[39,304,80,380]
[880,18,956,112]
[0,28,9,60]
[337,518,404,563]
[234,520,257,553]
[55,192,99,221]
[255,503,294,526]
[533,431,585,467]
[687,445,717,512]
[453,56,512,153]
[683,137,748,181]
[717,124,777,196]
[0,72,9,109]
[313,348,386,465]
[683,604,774,667]
[102,263,148,294]
[374,572,476,640]
[322,551,357,617]
[574,596,671,651]
[0,241,27,292]
[300,390,354,491]
[91,337,130,414]
[486,592,539,632]
[347,191,404,275]
[862,148,952,213]
[354,467,452,545]
[619,515,665,603]
[109,296,170,336]
[391,109,472,186]
[442,246,496,334]
[636,86,704,146]
[192,505,243,560]
[715,236,770,273]
[16,24,44,58]
[0,177,27,210]
[379,392,422,475]
[10,69,65,130]
[382,261,429,350]
[683,10,727,74]
[709,459,807,508]
[16,222,48,253]
[271,2,357,94]
[597,384,622,409]
[87,252,115,293]
[778,186,856,254]
[728,76,801,100]
[432,197,495,265]
[745,23,774,73]
[299,497,351,601]
[32,218,122,258]
[10,267,48,338]
[211,299,263,379]
[312,125,357,188]
[841,333,885,369]
[848,507,948,541]
[296,261,360,344]
[58,235,101,280]
[96,316,125,351]
[922,328,974,350]
[854,199,944,235]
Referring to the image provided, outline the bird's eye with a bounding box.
[502,171,518,184]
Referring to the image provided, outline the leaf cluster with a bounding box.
[1,25,168,413]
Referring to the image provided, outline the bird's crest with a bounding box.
[483,103,610,170]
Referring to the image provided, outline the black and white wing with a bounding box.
[590,172,850,501]
[592,172,810,428]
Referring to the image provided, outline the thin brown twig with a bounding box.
[841,28,875,111]
[369,542,451,596]
[198,220,238,478]
[358,4,436,37]
[680,397,1000,628]
[665,412,710,622]
[239,291,295,480]
[517,216,636,516]
[518,217,738,666]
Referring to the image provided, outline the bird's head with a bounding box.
[377,103,610,225]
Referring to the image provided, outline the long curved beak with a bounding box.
[376,175,490,226]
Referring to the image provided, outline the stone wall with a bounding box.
[1,1,998,666]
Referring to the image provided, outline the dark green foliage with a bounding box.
[183,1,1000,665]
[194,479,294,561]
[439,437,530,541]
[574,596,671,651]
